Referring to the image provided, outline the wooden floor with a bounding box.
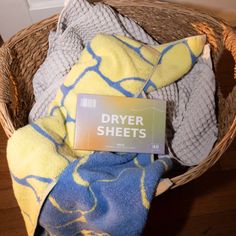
[0,4,236,236]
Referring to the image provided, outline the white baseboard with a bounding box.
[27,0,64,10]
[30,6,63,23]
[27,0,64,23]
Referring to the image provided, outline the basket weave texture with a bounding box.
[0,0,235,193]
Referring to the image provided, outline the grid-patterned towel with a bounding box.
[149,45,218,166]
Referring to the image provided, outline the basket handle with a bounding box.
[222,26,236,138]
[223,26,236,80]
[0,45,12,103]
[0,45,15,137]
[155,178,173,196]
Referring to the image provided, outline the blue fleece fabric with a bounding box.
[39,153,172,235]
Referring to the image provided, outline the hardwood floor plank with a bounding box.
[0,189,20,209]
[0,171,13,190]
[220,151,236,170]
[149,210,236,236]
[0,208,26,236]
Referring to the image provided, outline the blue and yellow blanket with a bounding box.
[7,34,205,235]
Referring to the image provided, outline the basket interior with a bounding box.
[1,1,235,189]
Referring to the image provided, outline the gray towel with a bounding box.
[29,0,218,166]
[149,45,218,166]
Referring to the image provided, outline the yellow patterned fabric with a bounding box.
[48,33,206,149]
[7,33,205,235]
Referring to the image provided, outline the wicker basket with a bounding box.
[0,0,235,194]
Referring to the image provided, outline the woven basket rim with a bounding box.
[4,0,232,49]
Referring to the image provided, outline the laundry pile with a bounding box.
[7,0,218,235]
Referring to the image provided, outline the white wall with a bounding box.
[27,0,63,22]
[27,0,64,9]
[0,0,63,41]
[0,0,235,41]
[0,0,32,40]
